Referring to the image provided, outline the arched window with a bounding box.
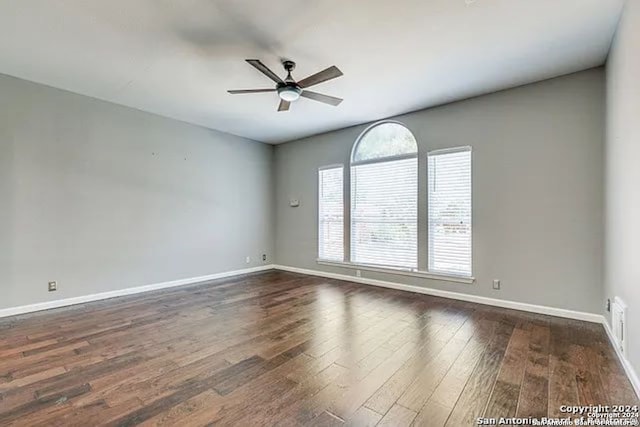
[350,122,418,269]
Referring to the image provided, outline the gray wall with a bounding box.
[605,0,640,375]
[275,69,605,314]
[0,74,274,310]
[0,67,608,318]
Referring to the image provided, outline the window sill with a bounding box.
[316,260,475,284]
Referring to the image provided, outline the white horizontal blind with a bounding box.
[318,166,344,261]
[428,148,472,276]
[351,157,417,269]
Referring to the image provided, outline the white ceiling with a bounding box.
[0,0,623,144]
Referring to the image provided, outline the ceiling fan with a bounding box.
[228,59,343,112]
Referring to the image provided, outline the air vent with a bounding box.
[611,297,628,355]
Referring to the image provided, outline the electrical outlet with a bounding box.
[48,281,57,292]
[492,279,500,290]
[245,256,251,264]
[356,270,361,277]
[262,254,267,261]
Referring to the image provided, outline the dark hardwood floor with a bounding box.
[0,270,637,426]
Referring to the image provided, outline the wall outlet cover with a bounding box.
[492,279,500,290]
[48,281,57,292]
[612,297,628,356]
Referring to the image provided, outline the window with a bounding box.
[428,147,472,277]
[351,122,418,269]
[352,122,419,163]
[316,122,474,281]
[318,166,344,262]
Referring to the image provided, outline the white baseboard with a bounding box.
[602,319,640,398]
[0,264,275,319]
[272,264,603,323]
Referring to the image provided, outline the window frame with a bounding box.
[317,164,345,262]
[350,120,418,166]
[427,146,473,278]
[349,121,419,270]
[315,122,475,284]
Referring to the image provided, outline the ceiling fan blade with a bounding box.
[228,89,276,94]
[278,99,291,112]
[246,59,284,84]
[297,66,343,88]
[300,90,343,106]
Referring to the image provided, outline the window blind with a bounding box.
[351,157,417,269]
[318,166,344,262]
[428,148,472,276]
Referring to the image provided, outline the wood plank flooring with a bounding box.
[0,270,637,426]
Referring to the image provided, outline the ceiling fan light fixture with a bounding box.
[278,85,302,102]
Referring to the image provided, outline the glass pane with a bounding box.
[428,149,472,276]
[351,158,418,269]
[318,166,344,261]
[353,122,417,162]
